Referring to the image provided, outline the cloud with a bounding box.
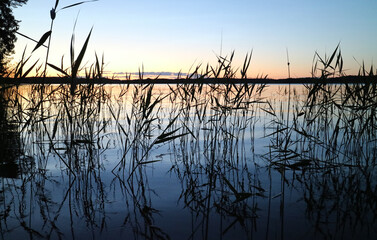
[111,71,188,79]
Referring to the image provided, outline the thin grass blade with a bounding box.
[72,28,92,78]
[59,0,98,11]
[154,133,187,145]
[32,31,52,52]
[22,60,39,78]
[47,63,69,76]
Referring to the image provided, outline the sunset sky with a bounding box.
[12,0,377,79]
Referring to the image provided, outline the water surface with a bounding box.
[0,83,376,239]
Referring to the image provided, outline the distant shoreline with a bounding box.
[1,76,376,85]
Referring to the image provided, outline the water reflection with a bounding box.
[0,83,376,239]
[0,87,21,178]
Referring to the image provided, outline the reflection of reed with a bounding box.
[164,82,266,239]
[0,84,113,238]
[263,83,377,239]
[264,83,377,168]
[115,162,171,240]
[1,73,377,239]
[0,87,22,178]
[299,166,377,239]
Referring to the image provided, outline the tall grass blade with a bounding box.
[51,111,60,140]
[47,63,69,76]
[16,32,48,48]
[22,60,39,78]
[326,43,340,68]
[59,0,98,11]
[154,133,187,145]
[32,31,52,52]
[95,52,101,78]
[157,128,181,141]
[370,65,374,76]
[72,28,93,78]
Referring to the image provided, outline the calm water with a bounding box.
[0,83,376,239]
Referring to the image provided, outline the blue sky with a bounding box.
[12,0,377,78]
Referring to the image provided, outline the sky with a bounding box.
[11,0,377,79]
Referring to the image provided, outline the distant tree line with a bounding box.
[0,0,28,76]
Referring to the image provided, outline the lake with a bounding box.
[0,83,376,239]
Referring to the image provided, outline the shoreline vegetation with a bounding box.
[1,75,377,85]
